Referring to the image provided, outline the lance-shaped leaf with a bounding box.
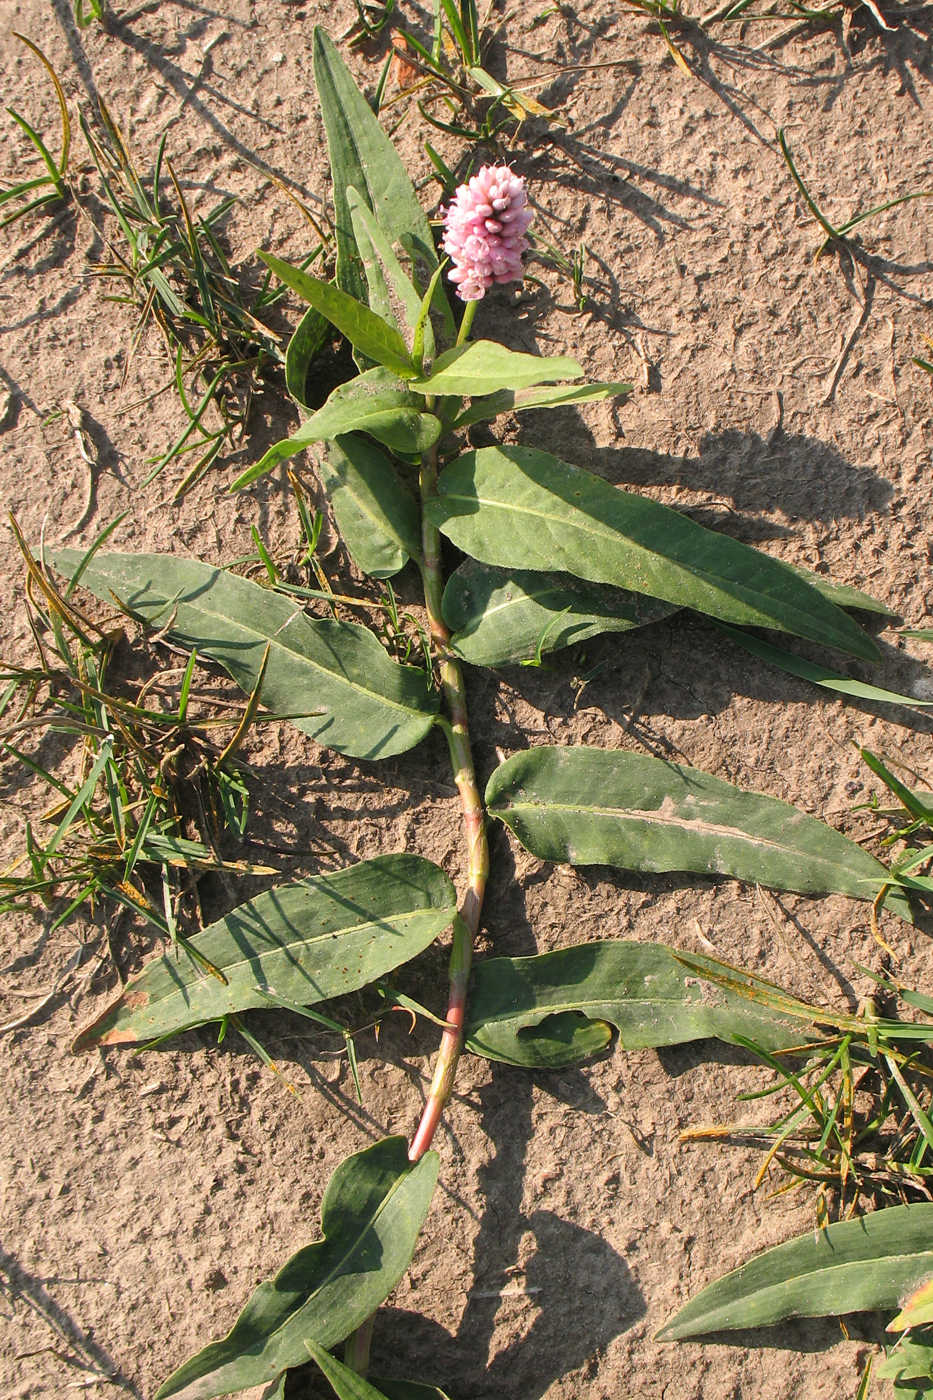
[426,446,878,661]
[312,27,454,340]
[73,854,456,1050]
[156,1136,439,1400]
[260,254,414,377]
[410,342,583,397]
[233,367,442,489]
[452,380,632,430]
[318,434,422,579]
[443,561,677,667]
[285,303,330,409]
[718,625,933,711]
[465,941,808,1068]
[306,1343,452,1400]
[348,189,434,362]
[657,1203,933,1340]
[485,746,913,921]
[53,552,438,759]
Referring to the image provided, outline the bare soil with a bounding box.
[2,3,933,1398]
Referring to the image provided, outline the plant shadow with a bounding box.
[0,1244,142,1398]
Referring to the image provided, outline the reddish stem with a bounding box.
[408,449,489,1163]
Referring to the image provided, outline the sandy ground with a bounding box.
[1,2,933,1398]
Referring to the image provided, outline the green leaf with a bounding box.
[465,941,807,1068]
[348,189,434,362]
[426,446,878,661]
[318,434,421,578]
[233,368,442,488]
[53,551,438,759]
[156,1136,439,1400]
[306,1345,454,1400]
[443,561,677,667]
[718,625,933,710]
[787,563,895,618]
[260,254,414,377]
[485,746,912,921]
[295,367,440,452]
[877,1329,933,1386]
[903,629,933,643]
[73,853,455,1049]
[656,1203,933,1340]
[410,342,583,397]
[312,27,454,340]
[307,1344,390,1400]
[890,1278,933,1332]
[285,304,330,409]
[452,380,632,430]
[861,748,933,825]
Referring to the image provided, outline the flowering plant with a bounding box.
[52,27,923,1400]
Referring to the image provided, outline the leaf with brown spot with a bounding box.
[73,855,456,1050]
[485,746,912,921]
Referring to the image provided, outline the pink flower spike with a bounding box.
[441,164,532,303]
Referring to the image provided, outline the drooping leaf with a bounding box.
[485,746,913,921]
[260,254,414,377]
[452,380,632,430]
[312,27,454,340]
[156,1136,439,1400]
[233,367,442,489]
[656,1203,933,1340]
[73,854,456,1050]
[318,434,421,579]
[465,941,809,1068]
[348,189,434,362]
[410,342,583,397]
[294,368,440,452]
[718,625,933,710]
[426,446,878,661]
[285,303,330,409]
[306,1343,451,1400]
[53,551,438,759]
[443,561,677,667]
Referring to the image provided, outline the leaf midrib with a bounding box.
[296,403,421,444]
[495,795,859,876]
[264,1162,422,1357]
[457,583,619,627]
[669,1246,933,1334]
[440,489,827,626]
[147,903,454,1014]
[104,571,431,723]
[175,1158,427,1393]
[470,992,771,1028]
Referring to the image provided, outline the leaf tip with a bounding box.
[72,990,149,1052]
